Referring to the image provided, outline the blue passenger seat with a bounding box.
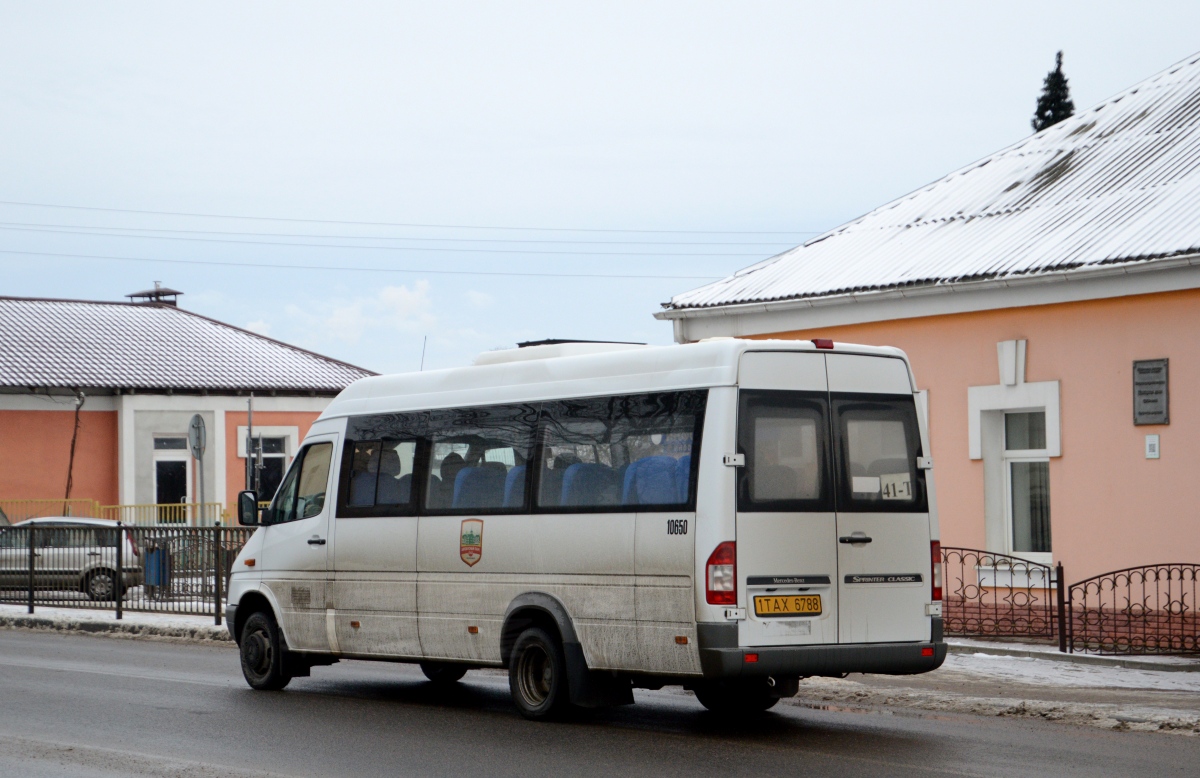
[377,474,411,505]
[503,465,527,508]
[375,449,410,505]
[676,454,692,503]
[622,456,679,505]
[453,466,507,510]
[560,463,620,506]
[349,469,379,507]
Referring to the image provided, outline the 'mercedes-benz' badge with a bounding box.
[460,519,483,567]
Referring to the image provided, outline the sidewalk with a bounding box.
[949,636,1200,672]
[0,603,232,642]
[795,641,1200,737]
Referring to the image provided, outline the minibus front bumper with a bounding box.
[696,620,947,678]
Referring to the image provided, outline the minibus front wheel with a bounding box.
[509,626,571,721]
[239,610,291,691]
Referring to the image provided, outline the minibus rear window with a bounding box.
[831,394,927,513]
[536,390,706,512]
[737,390,832,512]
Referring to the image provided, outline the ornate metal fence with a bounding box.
[941,547,1060,640]
[1067,564,1200,655]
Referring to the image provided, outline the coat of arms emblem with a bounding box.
[460,519,483,567]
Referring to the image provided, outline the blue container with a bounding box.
[144,547,171,588]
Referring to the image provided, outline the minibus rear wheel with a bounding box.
[421,662,468,685]
[240,610,291,691]
[509,627,571,721]
[693,680,780,715]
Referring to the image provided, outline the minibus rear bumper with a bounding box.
[696,619,947,678]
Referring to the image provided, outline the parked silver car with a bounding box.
[0,518,142,600]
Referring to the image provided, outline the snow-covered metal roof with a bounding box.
[0,296,374,393]
[664,52,1200,313]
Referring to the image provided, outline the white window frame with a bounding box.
[1002,444,1052,566]
[967,340,1060,564]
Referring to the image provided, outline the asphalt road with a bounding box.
[0,631,1196,777]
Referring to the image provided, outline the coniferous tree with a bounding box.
[1032,51,1075,132]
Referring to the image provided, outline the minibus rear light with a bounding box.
[931,540,942,601]
[811,338,834,350]
[921,647,934,657]
[744,653,759,663]
[706,541,736,605]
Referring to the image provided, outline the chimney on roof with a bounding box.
[126,281,183,306]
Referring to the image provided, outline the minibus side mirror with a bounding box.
[238,491,261,526]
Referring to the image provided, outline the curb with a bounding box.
[0,613,233,643]
[948,643,1200,673]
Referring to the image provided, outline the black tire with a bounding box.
[421,662,468,685]
[508,627,571,721]
[85,569,117,601]
[239,611,292,691]
[693,680,780,715]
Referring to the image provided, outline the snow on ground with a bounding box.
[938,650,1200,692]
[949,637,1198,666]
[789,676,1200,736]
[0,602,230,640]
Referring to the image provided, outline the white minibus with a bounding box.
[228,338,945,719]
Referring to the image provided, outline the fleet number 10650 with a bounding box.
[666,519,688,535]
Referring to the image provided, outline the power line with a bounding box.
[0,220,805,246]
[0,199,818,236]
[0,249,725,281]
[0,224,780,257]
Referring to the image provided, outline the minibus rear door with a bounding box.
[735,351,839,648]
[827,354,931,644]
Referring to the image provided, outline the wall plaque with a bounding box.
[1133,358,1169,425]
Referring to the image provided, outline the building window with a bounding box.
[1004,412,1051,554]
[152,436,190,522]
[251,437,289,502]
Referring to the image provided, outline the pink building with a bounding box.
[658,53,1200,582]
[0,289,373,523]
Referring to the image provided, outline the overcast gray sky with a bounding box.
[2,2,1199,373]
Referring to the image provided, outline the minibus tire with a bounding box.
[693,681,780,715]
[421,662,468,685]
[239,611,291,691]
[509,627,571,721]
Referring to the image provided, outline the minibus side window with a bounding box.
[422,404,538,514]
[737,390,832,512]
[271,442,333,523]
[536,390,706,512]
[340,412,426,517]
[831,394,927,513]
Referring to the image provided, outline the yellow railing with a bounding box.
[0,499,229,527]
[100,503,228,526]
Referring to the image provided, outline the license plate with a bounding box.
[753,594,822,618]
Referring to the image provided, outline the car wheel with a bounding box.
[239,611,291,691]
[509,627,571,721]
[693,680,781,715]
[421,662,468,685]
[85,569,117,601]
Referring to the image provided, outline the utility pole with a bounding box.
[245,394,255,491]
